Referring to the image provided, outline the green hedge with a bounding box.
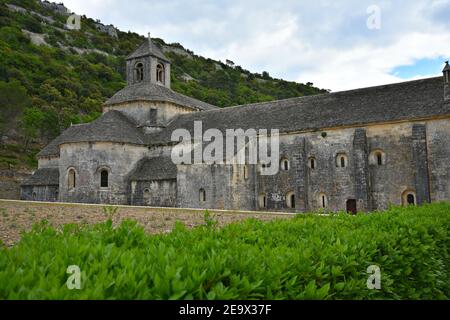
[0,203,449,299]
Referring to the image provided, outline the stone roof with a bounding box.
[443,61,450,72]
[127,38,170,62]
[128,156,177,181]
[38,76,450,156]
[37,125,87,158]
[38,111,146,157]
[149,76,450,145]
[21,168,59,186]
[104,81,218,111]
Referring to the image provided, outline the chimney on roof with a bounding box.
[444,61,450,101]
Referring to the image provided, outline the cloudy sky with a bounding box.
[61,0,450,92]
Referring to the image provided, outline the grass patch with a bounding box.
[0,203,449,300]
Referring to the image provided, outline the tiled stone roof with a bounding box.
[104,82,218,111]
[38,111,145,157]
[21,168,59,186]
[127,38,170,62]
[149,76,450,145]
[128,156,177,181]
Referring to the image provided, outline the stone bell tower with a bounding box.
[443,61,450,101]
[126,33,171,89]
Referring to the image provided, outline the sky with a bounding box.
[60,0,450,92]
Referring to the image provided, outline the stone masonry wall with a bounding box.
[58,142,148,204]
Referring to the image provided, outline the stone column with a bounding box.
[412,124,431,204]
[353,128,371,212]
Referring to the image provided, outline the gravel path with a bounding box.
[0,200,293,247]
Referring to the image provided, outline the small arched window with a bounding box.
[135,62,144,82]
[280,158,290,171]
[336,154,348,168]
[143,188,151,204]
[319,193,327,209]
[259,193,267,209]
[369,150,386,166]
[309,157,316,170]
[286,191,295,208]
[68,168,76,190]
[199,188,206,203]
[100,169,109,188]
[244,165,249,180]
[376,153,383,166]
[156,63,165,83]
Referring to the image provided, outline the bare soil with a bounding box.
[0,200,293,247]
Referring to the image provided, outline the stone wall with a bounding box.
[21,185,58,202]
[126,56,171,88]
[58,142,148,204]
[19,116,449,211]
[130,180,177,207]
[177,164,230,209]
[38,156,60,169]
[104,101,194,128]
[427,118,450,202]
[0,170,31,200]
[174,118,449,212]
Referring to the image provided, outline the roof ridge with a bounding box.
[176,76,444,116]
[126,37,170,62]
[104,81,218,110]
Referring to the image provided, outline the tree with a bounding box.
[20,107,45,152]
[0,80,30,138]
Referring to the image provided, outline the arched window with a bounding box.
[286,191,295,208]
[369,150,386,166]
[407,194,415,205]
[135,62,144,82]
[280,158,290,171]
[100,169,109,188]
[143,188,151,204]
[402,190,416,206]
[68,169,76,190]
[259,193,267,209]
[336,154,348,168]
[309,157,316,170]
[156,64,165,83]
[244,165,249,180]
[319,193,327,209]
[199,188,206,203]
[377,153,383,166]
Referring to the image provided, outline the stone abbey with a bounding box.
[21,37,450,213]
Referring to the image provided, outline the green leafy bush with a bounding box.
[0,203,448,300]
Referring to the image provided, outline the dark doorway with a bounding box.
[290,194,295,209]
[407,194,415,205]
[346,199,357,215]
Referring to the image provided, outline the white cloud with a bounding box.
[61,0,450,91]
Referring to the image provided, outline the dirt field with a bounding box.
[0,200,293,247]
